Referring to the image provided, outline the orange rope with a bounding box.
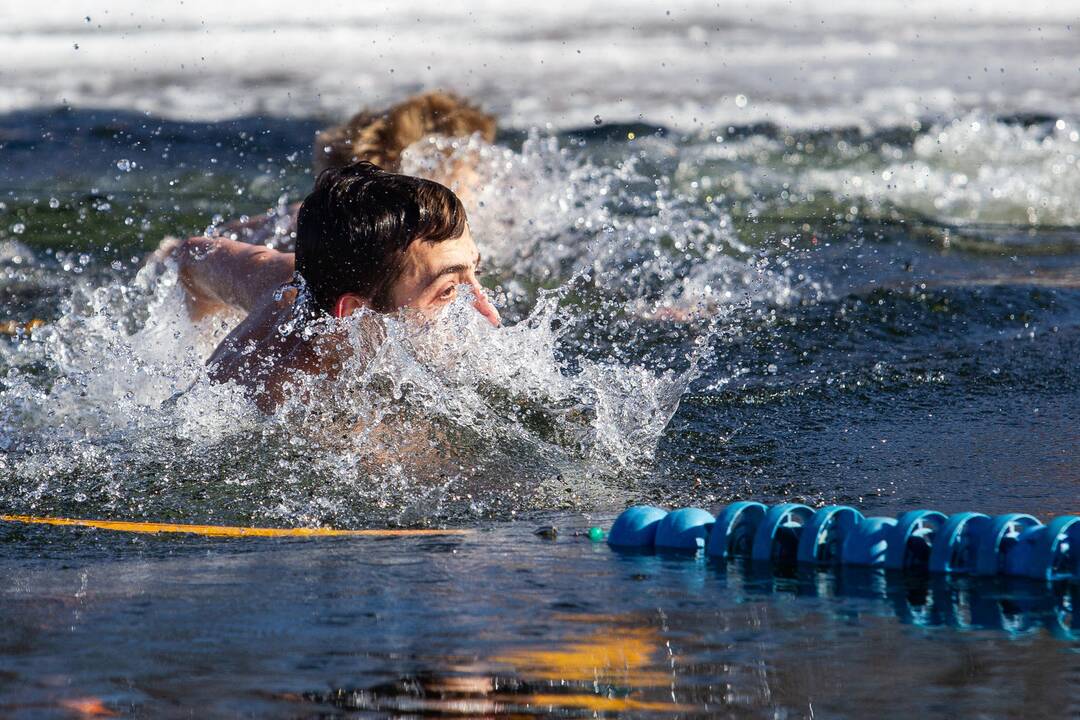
[0,514,472,538]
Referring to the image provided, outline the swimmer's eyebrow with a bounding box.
[425,254,482,285]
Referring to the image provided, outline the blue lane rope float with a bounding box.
[607,504,1080,582]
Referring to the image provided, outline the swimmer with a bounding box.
[167,161,499,411]
[221,91,496,249]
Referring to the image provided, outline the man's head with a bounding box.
[313,91,496,175]
[295,161,499,326]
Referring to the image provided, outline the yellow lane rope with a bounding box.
[0,514,472,538]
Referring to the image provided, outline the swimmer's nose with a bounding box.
[470,282,501,327]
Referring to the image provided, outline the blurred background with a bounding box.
[6,0,1078,128]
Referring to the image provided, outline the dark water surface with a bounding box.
[0,520,1077,718]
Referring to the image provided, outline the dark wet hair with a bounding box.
[295,161,467,312]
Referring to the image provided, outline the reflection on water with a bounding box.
[0,519,1076,718]
[298,623,690,715]
[297,571,1078,716]
[734,562,1078,639]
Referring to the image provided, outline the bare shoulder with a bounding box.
[206,292,303,406]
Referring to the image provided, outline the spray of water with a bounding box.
[0,132,798,526]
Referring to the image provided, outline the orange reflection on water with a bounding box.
[57,697,118,717]
[283,615,696,715]
[493,626,669,685]
[501,692,687,714]
[491,618,692,714]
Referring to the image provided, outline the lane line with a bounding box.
[0,514,472,538]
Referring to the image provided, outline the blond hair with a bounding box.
[313,91,496,174]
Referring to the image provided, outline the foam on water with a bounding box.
[4,1,1078,129]
[799,115,1080,227]
[674,114,1080,245]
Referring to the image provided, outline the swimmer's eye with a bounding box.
[437,285,456,300]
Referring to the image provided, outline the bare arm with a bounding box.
[173,236,295,320]
[215,202,301,247]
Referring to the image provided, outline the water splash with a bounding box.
[0,133,800,526]
[402,131,800,317]
[684,114,1080,231]
[812,115,1080,227]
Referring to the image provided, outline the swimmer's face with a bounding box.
[334,225,499,326]
[390,225,499,326]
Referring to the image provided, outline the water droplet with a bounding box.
[11,222,26,235]
[593,115,603,125]
[116,158,132,172]
[48,197,60,209]
[73,43,79,50]
[734,94,748,108]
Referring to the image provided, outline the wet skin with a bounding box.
[172,226,498,411]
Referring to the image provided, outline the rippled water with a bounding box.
[3,1,1080,715]
[1,520,1077,717]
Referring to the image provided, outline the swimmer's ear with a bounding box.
[333,293,367,319]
